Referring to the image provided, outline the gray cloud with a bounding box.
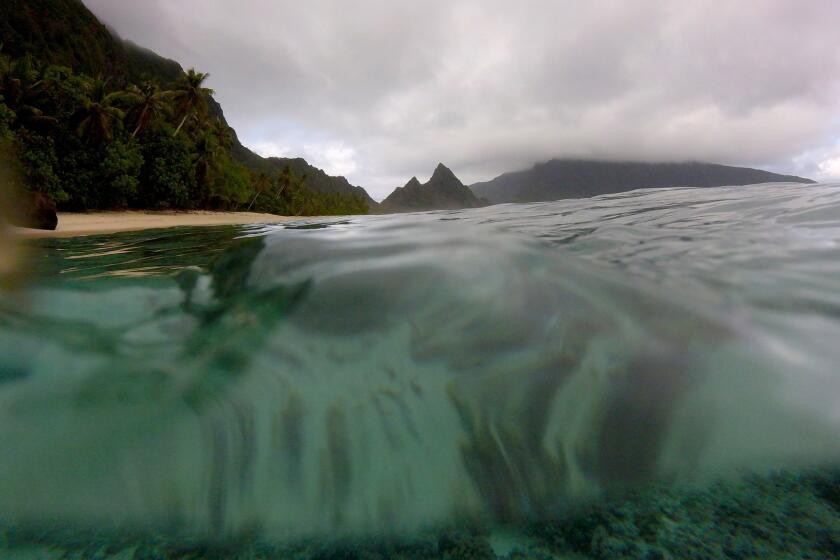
[85,0,840,199]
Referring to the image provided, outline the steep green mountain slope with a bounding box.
[0,0,125,77]
[0,0,373,212]
[0,0,182,84]
[228,131,377,206]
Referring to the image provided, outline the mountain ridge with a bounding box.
[471,158,815,204]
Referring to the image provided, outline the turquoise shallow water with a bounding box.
[1,183,840,558]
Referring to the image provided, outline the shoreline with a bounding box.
[8,210,303,239]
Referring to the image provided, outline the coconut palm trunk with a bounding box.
[246,191,261,211]
[131,106,148,138]
[169,69,213,137]
[173,112,189,137]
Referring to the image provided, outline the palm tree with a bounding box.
[267,166,306,215]
[247,172,272,211]
[0,42,10,80]
[125,82,171,138]
[71,78,125,145]
[39,65,76,115]
[168,69,213,137]
[209,117,232,153]
[193,134,217,194]
[276,165,294,199]
[0,55,57,131]
[0,55,40,111]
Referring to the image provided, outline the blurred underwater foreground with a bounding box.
[1,183,840,558]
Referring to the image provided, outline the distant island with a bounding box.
[0,0,374,230]
[379,163,487,213]
[470,159,815,204]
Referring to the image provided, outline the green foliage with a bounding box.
[0,99,14,138]
[169,69,213,137]
[208,158,252,209]
[100,138,143,207]
[124,82,170,138]
[245,166,369,216]
[0,52,368,215]
[136,130,195,209]
[70,78,126,145]
[0,0,125,77]
[15,128,63,202]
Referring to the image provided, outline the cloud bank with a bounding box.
[86,0,840,199]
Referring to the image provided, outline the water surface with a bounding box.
[2,183,840,558]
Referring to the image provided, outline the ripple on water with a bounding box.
[1,182,839,552]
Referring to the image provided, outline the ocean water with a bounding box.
[1,182,840,558]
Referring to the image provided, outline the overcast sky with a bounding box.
[86,0,840,200]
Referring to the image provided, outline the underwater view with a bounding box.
[2,182,840,559]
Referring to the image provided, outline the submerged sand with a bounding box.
[9,211,301,238]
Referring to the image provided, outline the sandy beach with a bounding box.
[8,211,301,238]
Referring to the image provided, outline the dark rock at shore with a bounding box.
[8,191,58,230]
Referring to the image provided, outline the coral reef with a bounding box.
[1,468,837,559]
[529,468,840,560]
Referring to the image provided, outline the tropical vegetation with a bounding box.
[0,48,368,215]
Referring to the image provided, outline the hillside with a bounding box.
[0,0,125,77]
[471,159,815,204]
[380,163,487,212]
[228,132,377,207]
[0,0,183,84]
[0,0,374,211]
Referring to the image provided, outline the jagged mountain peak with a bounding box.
[430,163,460,183]
[379,164,486,213]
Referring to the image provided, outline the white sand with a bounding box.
[9,210,301,238]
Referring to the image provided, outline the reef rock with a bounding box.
[8,191,58,230]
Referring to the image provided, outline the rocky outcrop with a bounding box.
[379,163,487,213]
[8,191,58,230]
